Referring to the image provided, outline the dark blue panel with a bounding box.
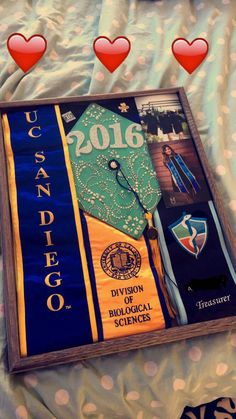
[158,199,236,323]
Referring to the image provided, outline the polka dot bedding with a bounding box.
[0,0,236,418]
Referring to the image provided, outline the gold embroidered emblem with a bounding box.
[101,242,141,280]
[118,102,130,113]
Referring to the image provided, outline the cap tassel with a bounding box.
[145,213,176,319]
[107,160,175,319]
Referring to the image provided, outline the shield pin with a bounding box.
[168,212,208,258]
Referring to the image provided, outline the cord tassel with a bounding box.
[108,160,176,319]
[145,213,176,319]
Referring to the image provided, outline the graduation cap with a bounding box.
[66,103,162,239]
[66,103,175,319]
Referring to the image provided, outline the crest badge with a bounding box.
[168,212,208,258]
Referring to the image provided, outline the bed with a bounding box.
[0,0,236,418]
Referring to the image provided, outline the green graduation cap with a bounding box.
[66,103,161,239]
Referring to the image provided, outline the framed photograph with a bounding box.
[135,92,190,142]
[148,139,211,208]
[0,88,235,373]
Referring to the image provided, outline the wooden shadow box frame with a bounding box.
[0,87,235,373]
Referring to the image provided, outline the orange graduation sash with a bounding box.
[83,213,168,340]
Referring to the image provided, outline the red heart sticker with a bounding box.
[93,36,131,73]
[172,38,208,74]
[7,33,47,73]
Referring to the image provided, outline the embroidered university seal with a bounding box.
[101,242,141,280]
[168,212,208,258]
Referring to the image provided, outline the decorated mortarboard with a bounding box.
[66,103,162,239]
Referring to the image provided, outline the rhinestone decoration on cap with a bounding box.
[66,103,161,238]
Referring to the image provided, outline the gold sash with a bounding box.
[84,213,166,340]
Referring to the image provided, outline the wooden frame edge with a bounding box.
[0,115,21,370]
[178,87,236,265]
[0,88,182,110]
[9,316,236,373]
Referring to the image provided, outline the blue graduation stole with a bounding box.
[3,105,98,355]
[166,154,200,194]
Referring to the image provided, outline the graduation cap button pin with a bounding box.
[108,159,120,170]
